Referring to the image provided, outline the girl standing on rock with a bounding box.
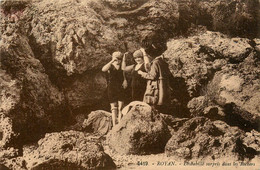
[137,31,173,114]
[122,50,149,102]
[102,51,127,127]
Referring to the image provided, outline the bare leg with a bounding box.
[118,101,124,123]
[110,102,118,127]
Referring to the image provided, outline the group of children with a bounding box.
[102,49,150,127]
[102,31,173,127]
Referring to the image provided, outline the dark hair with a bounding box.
[141,30,168,58]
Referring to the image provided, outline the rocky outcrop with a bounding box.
[22,131,116,170]
[2,0,257,116]
[165,31,255,97]
[177,0,259,38]
[0,147,23,170]
[83,110,112,136]
[165,31,260,131]
[208,62,260,131]
[106,102,171,155]
[243,130,260,155]
[24,0,179,113]
[187,96,225,120]
[0,32,67,146]
[0,2,259,168]
[0,0,259,147]
[165,117,258,160]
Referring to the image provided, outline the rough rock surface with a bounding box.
[242,130,260,155]
[2,0,257,115]
[165,31,260,130]
[22,131,116,170]
[0,33,66,146]
[106,102,171,155]
[177,0,259,38]
[165,117,258,160]
[0,0,259,147]
[83,110,112,136]
[208,63,260,131]
[24,0,179,113]
[165,31,255,97]
[0,0,259,168]
[187,96,225,119]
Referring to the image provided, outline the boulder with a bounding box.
[83,110,112,136]
[106,101,171,155]
[0,33,67,146]
[208,52,260,130]
[242,130,260,154]
[165,32,259,130]
[22,131,116,170]
[187,96,225,119]
[165,31,255,97]
[159,113,189,134]
[187,96,207,116]
[0,147,24,170]
[165,117,258,160]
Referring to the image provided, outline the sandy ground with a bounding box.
[103,140,260,170]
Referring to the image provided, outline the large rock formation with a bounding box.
[165,117,258,160]
[22,131,116,170]
[0,33,66,146]
[0,0,259,145]
[25,0,179,113]
[106,102,171,155]
[177,0,259,38]
[165,31,260,131]
[0,131,116,169]
[0,2,259,168]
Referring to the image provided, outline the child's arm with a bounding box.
[138,61,159,80]
[102,58,116,72]
[122,52,134,72]
[122,70,128,89]
[140,48,151,72]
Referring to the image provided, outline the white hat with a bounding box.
[112,51,123,59]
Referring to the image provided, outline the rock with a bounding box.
[0,147,24,170]
[254,38,260,53]
[208,52,260,130]
[203,105,225,120]
[0,147,19,161]
[0,164,10,170]
[107,102,171,155]
[21,0,179,114]
[0,34,67,146]
[187,96,207,116]
[187,96,225,119]
[177,0,259,37]
[65,72,107,111]
[22,131,116,170]
[165,31,254,97]
[242,130,260,154]
[165,117,258,160]
[165,31,259,130]
[0,112,16,147]
[0,0,259,157]
[159,114,189,134]
[83,110,112,136]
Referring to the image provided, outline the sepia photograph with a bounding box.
[0,0,259,169]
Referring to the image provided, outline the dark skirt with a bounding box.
[108,85,125,103]
[131,64,147,101]
[107,65,125,103]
